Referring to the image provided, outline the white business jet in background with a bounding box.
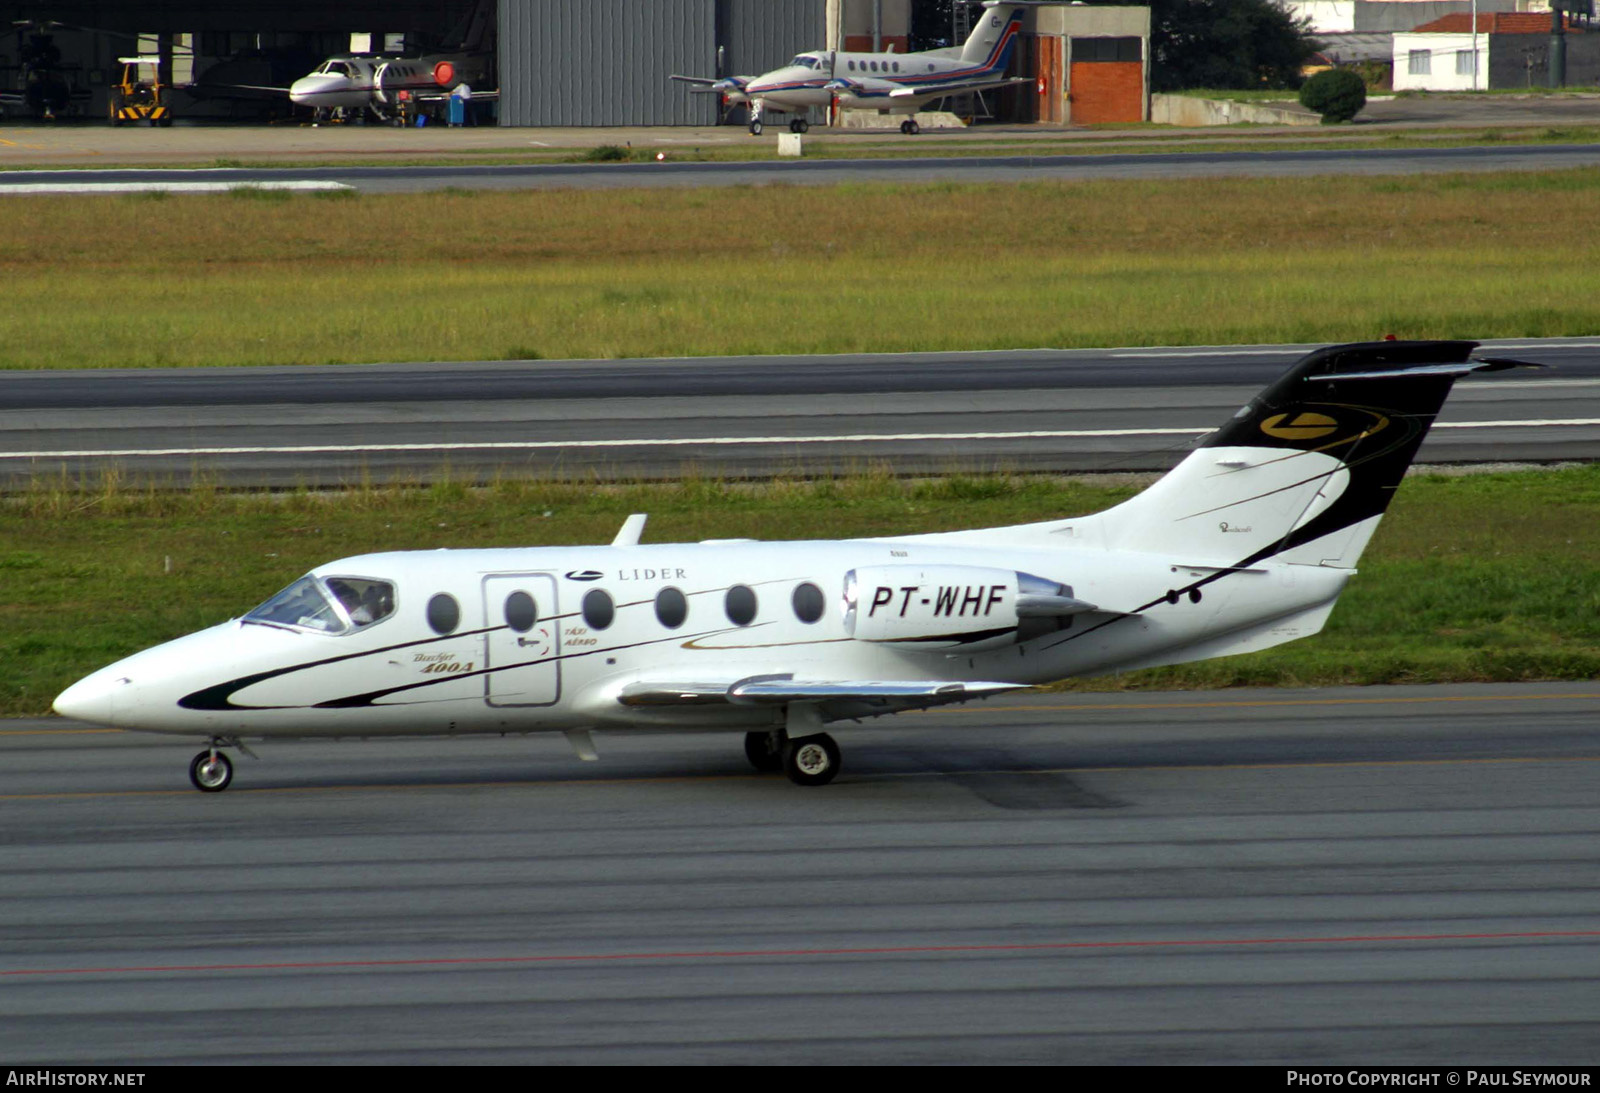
[673,0,1037,135]
[216,0,498,122]
[54,342,1535,792]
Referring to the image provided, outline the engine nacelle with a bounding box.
[844,566,1096,651]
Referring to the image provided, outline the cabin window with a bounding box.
[427,593,460,635]
[325,577,396,628]
[583,588,615,630]
[848,60,856,71]
[725,585,757,626]
[892,61,900,73]
[792,582,825,624]
[655,587,688,629]
[504,591,537,633]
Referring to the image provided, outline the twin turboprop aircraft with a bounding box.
[53,341,1534,792]
[673,1,1034,135]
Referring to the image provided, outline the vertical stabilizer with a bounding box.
[1090,341,1505,569]
[961,4,1025,68]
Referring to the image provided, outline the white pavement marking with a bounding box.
[3,421,1597,461]
[0,181,355,196]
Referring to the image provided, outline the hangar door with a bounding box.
[1068,36,1143,124]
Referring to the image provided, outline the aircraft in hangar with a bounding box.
[197,0,497,122]
[54,341,1536,793]
[672,0,1037,135]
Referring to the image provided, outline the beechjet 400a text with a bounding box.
[54,341,1536,792]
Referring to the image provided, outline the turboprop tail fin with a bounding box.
[961,4,1026,68]
[1091,340,1537,569]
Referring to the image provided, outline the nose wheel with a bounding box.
[189,748,233,792]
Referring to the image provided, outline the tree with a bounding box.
[1299,67,1367,122]
[910,0,1318,91]
[1146,0,1318,91]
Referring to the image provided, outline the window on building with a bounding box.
[1409,49,1431,76]
[1455,49,1477,76]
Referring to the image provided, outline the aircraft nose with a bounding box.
[53,670,131,725]
[288,76,331,105]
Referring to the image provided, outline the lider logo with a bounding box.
[1258,405,1390,446]
[1260,412,1339,440]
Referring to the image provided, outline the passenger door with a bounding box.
[482,573,560,707]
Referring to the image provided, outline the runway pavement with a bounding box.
[5,140,1600,195]
[3,340,1597,486]
[3,683,1598,1063]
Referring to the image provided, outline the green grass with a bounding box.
[3,467,1597,717]
[4,169,1600,368]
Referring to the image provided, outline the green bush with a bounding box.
[1299,68,1368,123]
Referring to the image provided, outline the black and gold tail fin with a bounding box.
[1096,340,1541,568]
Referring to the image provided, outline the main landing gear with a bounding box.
[899,118,920,135]
[788,118,809,134]
[744,706,843,787]
[744,730,843,786]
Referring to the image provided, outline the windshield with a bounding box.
[789,55,817,69]
[244,575,395,634]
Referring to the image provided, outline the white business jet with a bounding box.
[673,1,1036,135]
[54,342,1534,792]
[219,0,497,122]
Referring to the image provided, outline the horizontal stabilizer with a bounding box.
[1324,357,1545,382]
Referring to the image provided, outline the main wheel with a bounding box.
[189,750,233,793]
[749,118,763,135]
[902,119,920,135]
[744,731,784,773]
[790,118,809,134]
[783,733,840,787]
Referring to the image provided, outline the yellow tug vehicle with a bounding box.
[110,56,173,126]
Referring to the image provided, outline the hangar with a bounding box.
[0,0,1148,127]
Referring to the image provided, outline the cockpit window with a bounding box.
[790,55,817,69]
[320,60,351,77]
[244,575,395,634]
[245,576,346,633]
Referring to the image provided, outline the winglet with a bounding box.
[612,513,648,547]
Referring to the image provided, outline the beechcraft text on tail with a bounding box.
[53,341,1540,792]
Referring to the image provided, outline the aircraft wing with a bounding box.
[618,674,1028,718]
[889,76,1033,99]
[669,74,720,86]
[413,89,500,103]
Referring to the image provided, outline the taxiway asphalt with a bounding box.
[4,683,1598,1063]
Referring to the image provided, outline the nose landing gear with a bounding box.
[187,737,256,792]
[189,748,232,792]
